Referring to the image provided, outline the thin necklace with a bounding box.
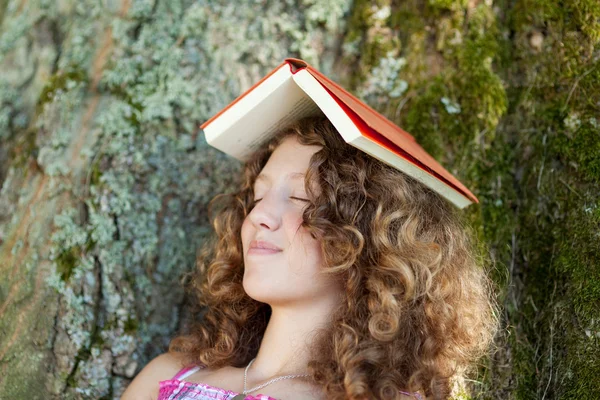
[241,358,310,395]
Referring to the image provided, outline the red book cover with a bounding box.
[201,58,478,205]
[285,59,477,204]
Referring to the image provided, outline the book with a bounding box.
[200,58,478,209]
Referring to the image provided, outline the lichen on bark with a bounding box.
[0,0,349,398]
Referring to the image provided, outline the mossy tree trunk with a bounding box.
[0,0,598,399]
[337,0,600,399]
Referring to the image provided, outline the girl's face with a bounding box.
[241,136,342,307]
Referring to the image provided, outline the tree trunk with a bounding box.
[0,0,598,399]
[0,0,349,398]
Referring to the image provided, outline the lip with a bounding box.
[249,240,282,251]
[248,248,282,255]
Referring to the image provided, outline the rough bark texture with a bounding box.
[0,0,350,398]
[0,0,598,399]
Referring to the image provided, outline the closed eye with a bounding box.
[252,197,310,203]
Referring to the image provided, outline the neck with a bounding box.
[248,296,340,380]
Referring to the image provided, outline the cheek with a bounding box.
[287,217,322,262]
[291,213,304,229]
[240,217,252,246]
[284,212,308,241]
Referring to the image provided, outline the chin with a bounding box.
[244,290,274,305]
[242,275,266,299]
[242,278,280,304]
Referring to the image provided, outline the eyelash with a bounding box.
[252,197,309,204]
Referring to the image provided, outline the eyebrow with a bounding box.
[254,172,306,183]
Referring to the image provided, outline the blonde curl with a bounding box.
[170,116,499,399]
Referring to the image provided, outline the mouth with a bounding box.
[248,248,282,255]
[248,239,283,253]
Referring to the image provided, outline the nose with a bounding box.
[248,191,282,231]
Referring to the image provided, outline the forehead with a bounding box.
[253,137,321,187]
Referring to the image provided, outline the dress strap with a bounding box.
[172,365,203,381]
[399,390,424,399]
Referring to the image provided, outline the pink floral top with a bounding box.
[158,364,423,400]
[158,364,276,400]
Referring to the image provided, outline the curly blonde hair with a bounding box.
[169,116,499,399]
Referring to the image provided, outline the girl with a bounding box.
[122,116,498,400]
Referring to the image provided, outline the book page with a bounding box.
[205,72,324,162]
[245,95,321,153]
[203,65,290,159]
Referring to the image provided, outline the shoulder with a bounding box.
[120,352,190,400]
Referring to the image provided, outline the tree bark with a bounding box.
[0,0,349,398]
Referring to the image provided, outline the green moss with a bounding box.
[105,83,143,130]
[499,0,600,390]
[564,327,600,399]
[36,66,88,116]
[55,239,95,282]
[387,0,507,165]
[5,66,87,181]
[510,0,600,44]
[89,158,104,187]
[557,200,600,323]
[555,108,600,185]
[0,0,8,29]
[572,0,600,42]
[341,0,600,398]
[8,125,39,173]
[65,372,77,389]
[388,3,426,35]
[55,245,81,282]
[402,77,446,160]
[124,316,139,334]
[342,0,399,87]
